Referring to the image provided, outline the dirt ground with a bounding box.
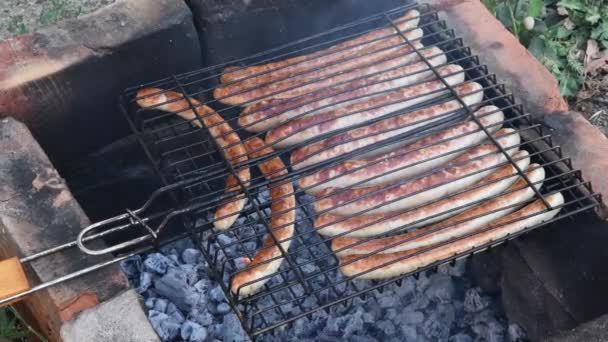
[573,72,608,137]
[0,0,116,40]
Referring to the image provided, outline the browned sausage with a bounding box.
[230,137,296,296]
[339,192,563,279]
[136,88,250,231]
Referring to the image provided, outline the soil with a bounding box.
[573,71,608,137]
[0,0,116,40]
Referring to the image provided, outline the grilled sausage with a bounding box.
[238,46,445,132]
[136,88,250,231]
[215,27,425,105]
[230,137,296,296]
[291,85,483,171]
[314,128,521,216]
[298,104,501,193]
[315,150,530,237]
[219,11,420,84]
[339,192,564,279]
[266,64,466,148]
[333,163,545,256]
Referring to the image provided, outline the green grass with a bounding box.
[38,0,82,26]
[7,15,27,35]
[0,306,47,341]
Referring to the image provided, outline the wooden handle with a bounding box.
[0,257,30,306]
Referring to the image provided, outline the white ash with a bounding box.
[120,189,525,341]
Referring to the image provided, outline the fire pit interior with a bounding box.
[1,1,606,341]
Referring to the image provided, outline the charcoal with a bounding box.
[144,297,156,309]
[422,312,451,340]
[300,262,317,274]
[343,311,364,338]
[399,310,425,325]
[120,255,142,278]
[154,268,201,311]
[376,320,396,337]
[194,279,213,295]
[181,320,208,342]
[138,271,153,293]
[222,313,248,342]
[406,293,430,311]
[400,325,419,341]
[384,308,398,321]
[416,271,432,293]
[394,277,416,301]
[217,233,233,246]
[438,259,468,277]
[435,304,456,333]
[350,336,379,342]
[293,317,310,337]
[148,310,181,341]
[144,253,174,274]
[361,311,375,324]
[179,264,200,286]
[216,302,232,315]
[167,303,186,323]
[209,285,227,302]
[242,240,258,253]
[189,306,214,327]
[449,333,473,342]
[168,254,180,265]
[182,248,202,265]
[508,323,527,342]
[425,274,455,304]
[323,316,340,336]
[485,321,506,342]
[464,288,491,313]
[153,298,169,313]
[377,295,395,309]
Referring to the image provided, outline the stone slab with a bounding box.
[545,313,608,342]
[0,0,201,168]
[0,117,129,341]
[540,111,608,216]
[60,289,159,342]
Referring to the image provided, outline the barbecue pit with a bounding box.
[0,1,607,341]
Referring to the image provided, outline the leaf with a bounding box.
[528,0,544,17]
[559,74,583,96]
[557,0,585,11]
[528,35,546,58]
[556,25,572,38]
[515,0,529,18]
[496,2,516,29]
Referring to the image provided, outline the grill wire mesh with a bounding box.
[114,2,601,339]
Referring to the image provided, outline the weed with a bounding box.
[0,307,30,340]
[7,15,27,35]
[0,306,47,341]
[483,0,608,97]
[39,0,82,26]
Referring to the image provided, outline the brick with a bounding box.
[541,111,608,216]
[0,117,129,341]
[0,0,201,167]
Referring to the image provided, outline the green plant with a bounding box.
[483,0,608,97]
[0,306,47,341]
[0,307,30,340]
[39,0,82,26]
[7,15,27,35]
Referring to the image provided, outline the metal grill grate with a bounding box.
[83,2,599,339]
